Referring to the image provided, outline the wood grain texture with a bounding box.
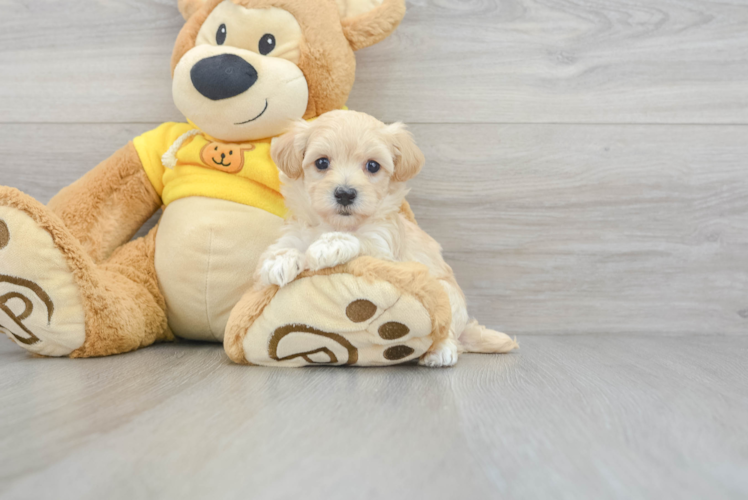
[0,336,746,500]
[1,123,745,335]
[1,0,748,124]
[407,123,748,335]
[1,0,746,498]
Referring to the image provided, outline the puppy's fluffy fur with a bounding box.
[260,110,517,367]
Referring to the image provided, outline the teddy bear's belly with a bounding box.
[154,197,283,342]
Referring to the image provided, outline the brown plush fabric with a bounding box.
[47,142,162,264]
[0,188,170,358]
[224,284,278,364]
[178,0,206,20]
[2,0,415,362]
[71,227,172,358]
[172,0,405,119]
[171,0,216,74]
[224,256,452,364]
[341,0,406,51]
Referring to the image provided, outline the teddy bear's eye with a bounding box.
[216,24,227,45]
[259,34,276,55]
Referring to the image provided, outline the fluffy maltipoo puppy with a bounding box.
[259,110,517,367]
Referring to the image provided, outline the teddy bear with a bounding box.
[0,0,512,366]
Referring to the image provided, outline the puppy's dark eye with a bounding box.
[216,24,227,45]
[315,158,330,171]
[259,34,276,55]
[366,160,381,174]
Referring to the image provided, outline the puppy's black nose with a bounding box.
[190,54,258,101]
[334,187,357,207]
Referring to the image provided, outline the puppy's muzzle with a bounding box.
[334,187,357,207]
[191,54,258,101]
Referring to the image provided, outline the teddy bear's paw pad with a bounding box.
[242,273,434,367]
[0,205,86,356]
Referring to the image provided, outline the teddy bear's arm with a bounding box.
[47,142,162,263]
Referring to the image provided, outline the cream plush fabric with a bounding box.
[0,206,86,356]
[242,273,433,366]
[0,0,456,365]
[155,197,284,341]
[224,256,455,367]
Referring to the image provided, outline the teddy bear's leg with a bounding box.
[47,142,162,264]
[0,187,170,357]
[224,257,453,367]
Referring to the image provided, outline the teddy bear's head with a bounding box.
[172,0,405,142]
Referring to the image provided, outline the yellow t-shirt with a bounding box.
[133,122,287,218]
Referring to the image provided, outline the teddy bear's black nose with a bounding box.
[191,54,258,101]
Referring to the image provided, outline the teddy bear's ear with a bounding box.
[271,121,313,180]
[385,122,425,183]
[338,0,406,51]
[178,0,207,21]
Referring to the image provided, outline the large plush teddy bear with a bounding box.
[0,0,510,366]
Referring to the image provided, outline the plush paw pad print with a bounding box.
[0,204,86,356]
[0,220,8,250]
[242,273,434,367]
[0,217,50,348]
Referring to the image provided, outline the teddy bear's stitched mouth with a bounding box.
[211,158,232,167]
[234,99,269,125]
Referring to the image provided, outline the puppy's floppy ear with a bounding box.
[386,123,425,183]
[177,0,207,20]
[271,120,313,180]
[339,0,406,51]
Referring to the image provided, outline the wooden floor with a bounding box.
[1,0,747,498]
[1,336,747,499]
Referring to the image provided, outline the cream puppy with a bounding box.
[260,110,516,367]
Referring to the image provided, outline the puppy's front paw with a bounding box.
[419,340,459,368]
[306,232,361,271]
[260,250,306,287]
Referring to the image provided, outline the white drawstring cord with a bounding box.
[161,129,202,169]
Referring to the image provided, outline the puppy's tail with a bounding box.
[458,320,518,354]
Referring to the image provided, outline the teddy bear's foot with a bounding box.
[0,187,170,358]
[225,257,453,367]
[0,189,87,356]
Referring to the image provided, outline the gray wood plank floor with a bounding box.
[1,336,746,500]
[0,0,746,498]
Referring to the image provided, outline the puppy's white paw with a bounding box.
[260,250,306,287]
[419,340,459,368]
[306,232,361,271]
